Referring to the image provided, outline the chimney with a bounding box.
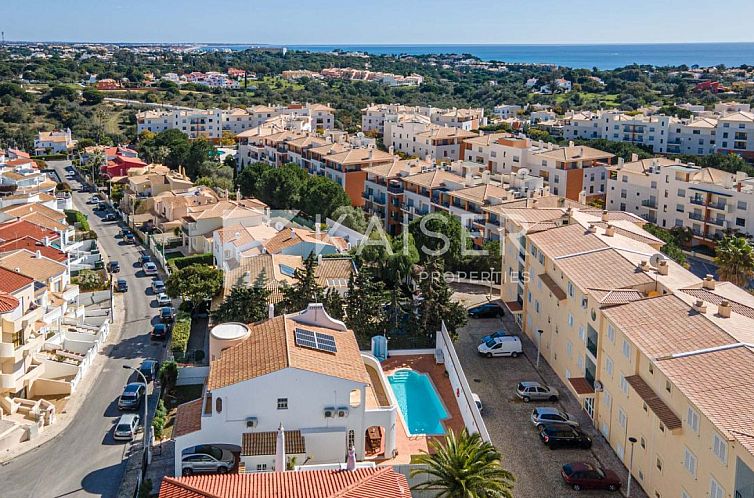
[289,228,295,239]
[605,224,616,237]
[639,260,651,272]
[35,250,42,258]
[568,141,575,147]
[368,149,373,160]
[587,224,597,234]
[718,300,732,318]
[268,303,275,319]
[317,253,322,265]
[617,157,624,169]
[631,153,639,162]
[692,299,707,314]
[702,274,716,290]
[388,145,394,155]
[601,210,609,222]
[657,260,669,276]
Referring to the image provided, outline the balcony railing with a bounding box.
[641,199,657,209]
[689,197,706,206]
[707,217,726,227]
[707,200,727,211]
[689,212,705,221]
[587,337,598,358]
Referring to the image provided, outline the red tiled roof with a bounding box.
[0,266,34,294]
[625,375,682,430]
[173,399,202,437]
[0,236,67,262]
[158,467,412,498]
[0,291,20,313]
[0,220,59,243]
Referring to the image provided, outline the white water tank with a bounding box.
[209,322,250,361]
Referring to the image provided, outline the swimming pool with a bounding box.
[387,369,448,436]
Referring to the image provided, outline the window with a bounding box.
[677,188,686,197]
[622,339,631,359]
[605,356,614,377]
[736,217,746,227]
[712,433,727,464]
[683,448,697,477]
[687,407,700,433]
[738,200,747,210]
[607,324,615,343]
[568,313,574,327]
[215,397,223,414]
[620,375,629,395]
[602,389,612,407]
[665,380,671,393]
[656,457,662,472]
[618,408,627,428]
[566,340,573,358]
[567,281,575,297]
[640,436,646,449]
[277,398,288,410]
[256,463,268,472]
[709,478,725,498]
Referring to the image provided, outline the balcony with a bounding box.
[387,184,404,194]
[587,336,598,358]
[707,217,726,227]
[689,197,706,206]
[641,199,657,209]
[689,212,705,221]
[707,200,728,211]
[0,342,14,359]
[373,196,387,207]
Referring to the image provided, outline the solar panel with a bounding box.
[294,328,337,353]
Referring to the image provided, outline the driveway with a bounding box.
[455,316,647,498]
[0,161,166,498]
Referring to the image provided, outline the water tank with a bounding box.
[209,322,250,361]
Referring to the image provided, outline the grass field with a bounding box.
[553,92,620,107]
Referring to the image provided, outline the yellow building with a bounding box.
[498,205,754,498]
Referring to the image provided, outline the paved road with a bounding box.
[0,161,166,498]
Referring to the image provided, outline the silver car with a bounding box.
[182,446,235,476]
[516,381,559,402]
[113,414,140,441]
[530,407,579,428]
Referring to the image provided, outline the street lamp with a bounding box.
[488,266,494,299]
[536,329,544,369]
[122,365,151,469]
[151,226,167,270]
[626,436,638,497]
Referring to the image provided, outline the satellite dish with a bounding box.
[649,253,666,268]
[274,222,285,231]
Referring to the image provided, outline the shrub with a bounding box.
[170,315,192,356]
[167,253,214,271]
[74,269,105,291]
[152,399,167,439]
[159,361,178,392]
[64,209,90,231]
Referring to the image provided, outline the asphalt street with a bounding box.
[0,160,166,498]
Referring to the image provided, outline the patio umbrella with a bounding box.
[274,423,285,472]
[346,445,356,471]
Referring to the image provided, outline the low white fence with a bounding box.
[176,366,209,386]
[436,321,491,442]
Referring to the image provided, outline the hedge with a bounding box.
[168,253,214,271]
[170,312,192,356]
[64,209,90,232]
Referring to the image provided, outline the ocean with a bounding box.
[203,43,754,70]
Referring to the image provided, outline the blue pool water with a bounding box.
[387,369,448,436]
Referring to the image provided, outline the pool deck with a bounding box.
[376,354,465,464]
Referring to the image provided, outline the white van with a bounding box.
[477,335,522,358]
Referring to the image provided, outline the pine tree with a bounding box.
[280,254,324,313]
[417,257,467,340]
[345,266,387,344]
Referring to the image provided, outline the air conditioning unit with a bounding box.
[246,417,258,428]
[337,407,349,418]
[594,381,604,392]
[324,407,335,418]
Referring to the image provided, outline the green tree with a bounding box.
[258,163,308,209]
[345,266,386,343]
[237,162,271,198]
[323,288,345,321]
[715,235,754,287]
[158,361,178,393]
[82,87,104,105]
[300,175,351,218]
[411,429,515,498]
[410,211,466,270]
[280,254,324,313]
[417,257,467,339]
[184,139,215,179]
[212,281,271,324]
[331,205,368,233]
[165,264,223,309]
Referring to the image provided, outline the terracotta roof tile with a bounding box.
[241,430,305,456]
[625,375,682,430]
[0,291,20,313]
[173,399,202,437]
[0,250,67,282]
[528,224,607,258]
[0,265,35,294]
[0,236,67,262]
[0,220,59,243]
[555,248,653,291]
[158,467,411,498]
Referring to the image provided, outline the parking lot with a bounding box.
[455,313,647,498]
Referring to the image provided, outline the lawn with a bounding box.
[161,383,203,440]
[554,92,620,107]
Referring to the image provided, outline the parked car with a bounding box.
[159,306,175,323]
[156,293,171,306]
[467,302,504,318]
[87,196,101,205]
[107,261,121,273]
[116,278,128,292]
[531,407,579,428]
[538,424,592,449]
[561,462,621,492]
[478,336,522,358]
[118,382,146,410]
[151,280,165,294]
[96,202,108,211]
[151,323,169,340]
[480,329,508,343]
[516,381,559,402]
[113,414,140,441]
[181,447,235,476]
[103,213,117,222]
[143,262,157,275]
[139,254,151,266]
[124,233,135,244]
[472,393,483,413]
[139,359,159,383]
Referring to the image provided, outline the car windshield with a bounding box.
[595,468,606,479]
[484,339,497,348]
[121,393,136,400]
[154,325,165,332]
[116,424,132,432]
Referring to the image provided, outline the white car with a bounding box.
[157,293,171,306]
[472,393,483,413]
[477,335,522,358]
[143,262,158,276]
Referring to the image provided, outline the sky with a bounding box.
[4,0,754,45]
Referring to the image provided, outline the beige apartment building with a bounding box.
[496,204,754,498]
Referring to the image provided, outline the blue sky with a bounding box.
[5,0,754,45]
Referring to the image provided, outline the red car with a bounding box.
[561,462,621,492]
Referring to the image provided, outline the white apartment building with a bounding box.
[34,129,77,155]
[136,109,224,142]
[564,111,672,153]
[386,118,476,163]
[493,104,522,120]
[606,157,754,246]
[361,104,485,135]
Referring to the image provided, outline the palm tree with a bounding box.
[715,235,754,287]
[411,429,515,498]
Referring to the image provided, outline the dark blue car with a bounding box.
[468,303,504,318]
